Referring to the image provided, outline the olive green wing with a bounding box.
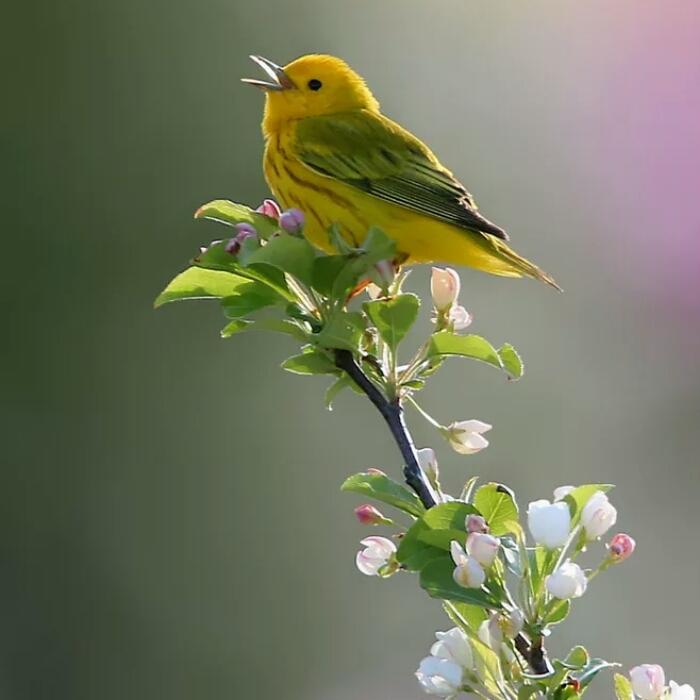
[293,110,508,240]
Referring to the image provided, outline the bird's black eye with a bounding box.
[308,78,322,91]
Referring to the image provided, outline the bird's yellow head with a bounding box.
[243,54,380,136]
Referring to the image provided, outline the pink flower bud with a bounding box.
[279,208,305,233]
[225,223,257,255]
[466,514,489,534]
[466,532,500,567]
[256,198,281,220]
[366,468,386,476]
[373,259,395,288]
[630,665,666,700]
[430,267,461,311]
[354,504,386,525]
[608,533,636,562]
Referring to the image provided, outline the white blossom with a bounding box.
[546,561,587,600]
[446,420,492,455]
[355,536,396,576]
[527,499,571,549]
[466,532,500,568]
[451,540,486,588]
[553,485,575,501]
[449,304,472,331]
[415,655,464,696]
[630,665,666,700]
[430,627,473,669]
[668,681,696,700]
[581,491,617,540]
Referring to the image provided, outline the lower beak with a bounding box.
[241,55,295,91]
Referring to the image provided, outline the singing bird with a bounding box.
[243,54,559,289]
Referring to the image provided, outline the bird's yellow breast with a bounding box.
[263,124,501,268]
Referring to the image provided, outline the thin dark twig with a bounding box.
[515,633,551,676]
[333,349,436,509]
[334,348,549,675]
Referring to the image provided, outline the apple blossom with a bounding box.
[355,536,396,576]
[581,491,617,540]
[546,561,588,600]
[630,665,666,700]
[553,485,575,501]
[416,655,464,697]
[446,420,492,455]
[354,504,388,525]
[430,267,461,311]
[668,681,696,700]
[256,198,281,220]
[417,447,439,484]
[466,532,500,568]
[430,627,473,669]
[449,304,472,331]
[527,499,571,549]
[608,533,636,562]
[479,610,524,649]
[451,540,486,588]
[466,514,489,534]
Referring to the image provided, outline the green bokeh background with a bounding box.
[3,1,699,698]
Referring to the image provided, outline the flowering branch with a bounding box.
[155,198,695,700]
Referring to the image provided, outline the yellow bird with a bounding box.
[243,54,559,289]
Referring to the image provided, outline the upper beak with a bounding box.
[241,55,295,91]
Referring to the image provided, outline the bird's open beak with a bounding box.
[241,55,295,91]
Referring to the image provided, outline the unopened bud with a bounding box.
[448,304,472,331]
[256,198,281,220]
[354,504,388,525]
[608,533,636,562]
[466,514,489,534]
[279,208,305,234]
[225,223,257,255]
[366,468,386,476]
[430,267,460,311]
[466,532,500,567]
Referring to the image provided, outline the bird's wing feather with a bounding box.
[293,110,508,240]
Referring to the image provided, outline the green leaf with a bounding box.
[220,319,252,337]
[473,483,521,537]
[314,311,366,351]
[241,234,317,286]
[423,502,479,530]
[397,519,445,571]
[220,282,283,318]
[573,658,620,689]
[419,557,501,608]
[517,685,543,700]
[444,601,489,633]
[194,199,279,238]
[281,351,338,376]
[614,673,634,700]
[498,343,524,380]
[311,255,349,297]
[564,484,614,524]
[341,472,425,518]
[547,599,571,626]
[418,528,469,551]
[193,241,292,300]
[154,267,251,308]
[562,646,589,670]
[428,331,510,375]
[329,227,396,302]
[364,294,420,350]
[221,318,309,341]
[398,502,477,571]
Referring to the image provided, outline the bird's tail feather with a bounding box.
[479,236,562,291]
